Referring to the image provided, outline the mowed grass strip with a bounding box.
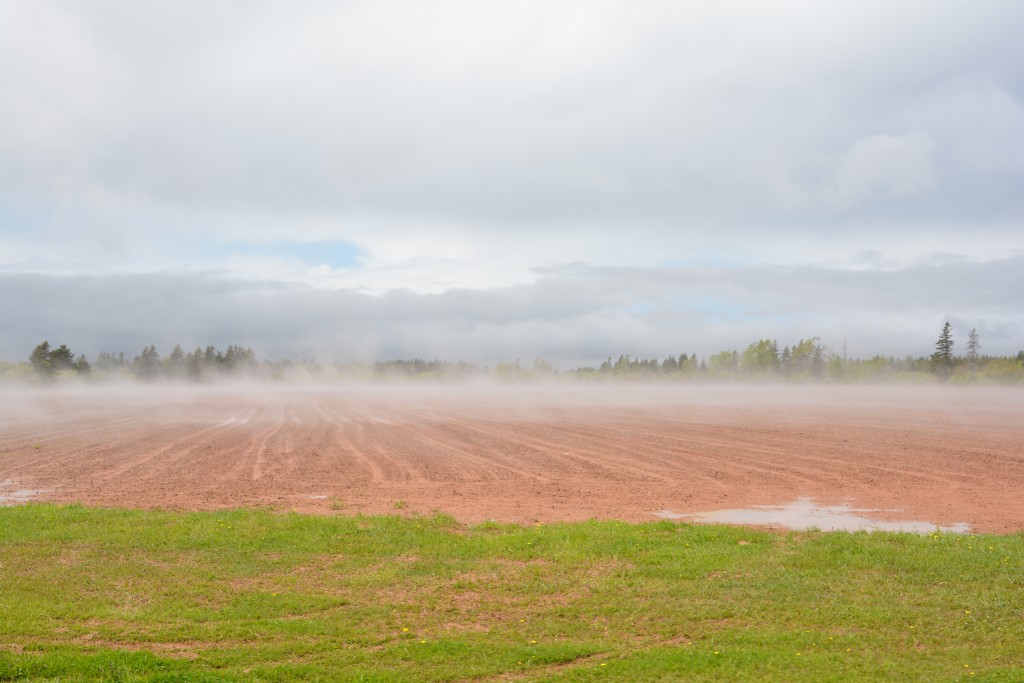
[0,505,1022,682]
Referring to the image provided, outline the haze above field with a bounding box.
[1,381,1019,428]
[2,382,1022,532]
[1,1,1022,364]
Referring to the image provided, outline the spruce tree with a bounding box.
[49,345,76,373]
[133,345,162,381]
[965,328,981,371]
[29,341,53,378]
[931,322,955,378]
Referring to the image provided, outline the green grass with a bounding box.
[1,505,1022,681]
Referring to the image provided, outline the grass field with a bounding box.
[1,505,1022,682]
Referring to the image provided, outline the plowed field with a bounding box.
[1,384,1021,532]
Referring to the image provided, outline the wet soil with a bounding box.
[0,385,1021,533]
[0,479,46,505]
[655,497,972,533]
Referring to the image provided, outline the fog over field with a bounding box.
[2,382,1022,531]
[1,1,1023,364]
[2,379,1022,423]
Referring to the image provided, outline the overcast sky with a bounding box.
[1,1,1022,365]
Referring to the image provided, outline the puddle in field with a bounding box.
[653,498,971,534]
[0,480,46,506]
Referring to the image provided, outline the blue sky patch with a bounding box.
[212,240,363,267]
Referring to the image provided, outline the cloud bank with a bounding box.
[2,254,1020,365]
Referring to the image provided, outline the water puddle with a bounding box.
[0,480,46,506]
[653,498,970,534]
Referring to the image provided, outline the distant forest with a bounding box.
[2,324,1023,384]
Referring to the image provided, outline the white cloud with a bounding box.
[0,1,1022,355]
[824,132,937,205]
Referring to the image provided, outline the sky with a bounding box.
[1,0,1022,366]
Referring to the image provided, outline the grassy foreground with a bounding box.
[1,505,1022,682]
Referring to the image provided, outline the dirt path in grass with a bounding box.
[1,384,1021,532]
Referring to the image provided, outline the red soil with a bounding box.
[1,384,1021,532]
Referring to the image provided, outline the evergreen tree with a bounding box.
[203,345,220,375]
[186,347,203,382]
[49,345,76,373]
[166,344,186,380]
[27,341,86,379]
[223,344,257,373]
[965,328,981,371]
[680,354,698,373]
[133,345,162,382]
[72,354,91,375]
[29,341,53,378]
[931,322,955,378]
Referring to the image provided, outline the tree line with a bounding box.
[23,342,261,382]
[3,323,1022,384]
[570,325,1021,383]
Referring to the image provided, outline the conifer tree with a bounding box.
[931,322,954,378]
[29,341,53,378]
[965,328,981,371]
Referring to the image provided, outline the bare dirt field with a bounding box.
[1,383,1021,532]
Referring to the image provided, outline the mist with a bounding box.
[2,379,1021,529]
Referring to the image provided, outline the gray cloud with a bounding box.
[2,1,1023,258]
[2,255,1020,366]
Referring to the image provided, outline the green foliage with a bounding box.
[785,338,826,379]
[132,345,162,381]
[966,328,981,372]
[49,344,76,373]
[7,331,1024,386]
[94,351,128,374]
[73,354,91,375]
[376,358,483,381]
[740,339,779,375]
[0,360,32,381]
[707,350,739,377]
[977,358,1024,383]
[165,344,186,380]
[27,341,89,381]
[931,322,955,378]
[28,341,53,378]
